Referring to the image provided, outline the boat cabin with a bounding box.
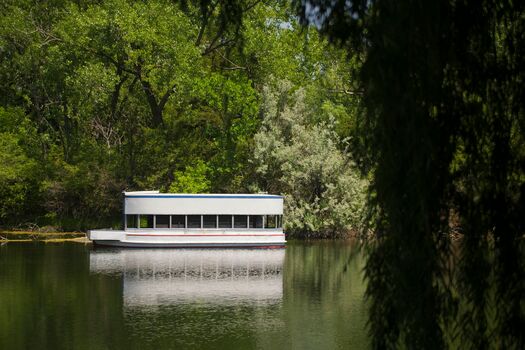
[123,191,283,231]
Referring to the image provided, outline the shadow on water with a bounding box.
[0,241,369,349]
[0,243,124,350]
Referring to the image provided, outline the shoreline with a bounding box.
[0,230,370,244]
[0,231,91,244]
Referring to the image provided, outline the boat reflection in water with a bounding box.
[89,248,284,307]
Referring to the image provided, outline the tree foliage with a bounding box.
[0,0,364,233]
[251,81,366,237]
[296,0,525,347]
[0,107,42,224]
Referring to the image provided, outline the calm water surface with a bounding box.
[0,241,368,349]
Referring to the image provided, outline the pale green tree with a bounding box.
[251,81,367,238]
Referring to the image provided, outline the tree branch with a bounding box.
[159,84,177,111]
[243,0,262,12]
[203,37,236,56]
[110,63,129,119]
[195,0,219,46]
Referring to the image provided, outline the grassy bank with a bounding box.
[0,230,89,244]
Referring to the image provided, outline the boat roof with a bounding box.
[123,191,283,199]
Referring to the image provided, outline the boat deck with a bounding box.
[88,229,286,248]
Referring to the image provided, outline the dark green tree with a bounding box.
[295,0,525,348]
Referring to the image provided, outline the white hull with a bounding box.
[87,229,286,248]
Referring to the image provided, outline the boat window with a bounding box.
[126,215,138,229]
[234,215,248,228]
[276,215,282,228]
[249,215,264,228]
[139,215,154,228]
[155,215,170,228]
[171,215,185,228]
[218,215,232,228]
[266,215,276,229]
[187,215,201,228]
[203,215,217,228]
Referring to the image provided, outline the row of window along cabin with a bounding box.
[126,214,283,230]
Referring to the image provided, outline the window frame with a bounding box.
[203,215,217,229]
[139,214,154,229]
[187,215,202,229]
[265,214,277,229]
[233,215,248,228]
[155,215,170,229]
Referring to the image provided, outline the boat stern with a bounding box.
[87,229,126,242]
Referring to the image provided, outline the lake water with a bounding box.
[0,241,368,349]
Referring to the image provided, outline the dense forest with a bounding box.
[0,0,366,235]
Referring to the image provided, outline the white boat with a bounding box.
[87,191,286,248]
